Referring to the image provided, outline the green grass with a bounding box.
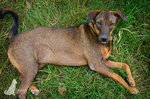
[0,0,150,98]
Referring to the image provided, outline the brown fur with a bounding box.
[6,10,139,99]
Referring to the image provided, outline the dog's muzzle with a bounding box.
[99,34,109,45]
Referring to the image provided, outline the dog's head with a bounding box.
[87,10,127,45]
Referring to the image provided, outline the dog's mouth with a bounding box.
[101,41,108,45]
[98,35,110,45]
[99,38,108,45]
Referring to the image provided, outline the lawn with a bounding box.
[0,0,150,98]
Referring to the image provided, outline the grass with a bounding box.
[0,0,150,98]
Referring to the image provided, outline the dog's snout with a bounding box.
[99,35,108,45]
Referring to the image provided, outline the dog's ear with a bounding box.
[113,11,127,21]
[87,10,101,23]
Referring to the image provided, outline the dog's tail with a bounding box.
[0,8,18,42]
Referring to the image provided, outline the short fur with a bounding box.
[0,9,139,99]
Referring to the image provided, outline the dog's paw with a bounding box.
[29,88,40,96]
[29,84,40,96]
[129,87,139,94]
[16,90,26,99]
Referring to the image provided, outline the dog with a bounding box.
[0,8,139,99]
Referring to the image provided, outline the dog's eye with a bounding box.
[97,21,102,25]
[110,23,115,26]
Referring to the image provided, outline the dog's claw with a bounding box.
[30,89,40,96]
[129,87,139,94]
[129,82,134,87]
[16,91,26,99]
[18,94,21,99]
[131,90,139,94]
[127,78,135,87]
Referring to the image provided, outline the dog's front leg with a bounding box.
[88,61,139,94]
[104,60,136,87]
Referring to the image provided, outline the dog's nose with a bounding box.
[100,35,108,45]
[101,37,107,42]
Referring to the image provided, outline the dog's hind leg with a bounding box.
[104,60,136,87]
[18,63,45,96]
[17,64,38,99]
[8,50,38,99]
[19,75,40,96]
[18,64,45,96]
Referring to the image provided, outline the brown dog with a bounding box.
[0,9,139,99]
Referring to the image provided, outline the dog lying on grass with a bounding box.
[0,8,139,99]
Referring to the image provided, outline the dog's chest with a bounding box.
[100,46,111,60]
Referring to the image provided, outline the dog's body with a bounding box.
[9,26,88,66]
[0,9,139,99]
